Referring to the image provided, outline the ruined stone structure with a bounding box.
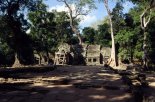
[34,53,48,65]
[54,43,71,65]
[33,51,55,65]
[54,43,111,65]
[54,51,68,65]
[86,45,101,65]
[101,47,111,64]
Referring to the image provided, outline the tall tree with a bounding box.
[127,7,143,63]
[0,0,41,67]
[28,1,56,64]
[148,15,155,68]
[129,0,155,69]
[100,0,117,67]
[140,0,155,69]
[57,0,96,44]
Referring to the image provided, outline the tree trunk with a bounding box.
[12,52,22,68]
[140,8,152,69]
[72,26,83,44]
[130,46,133,63]
[45,49,50,64]
[77,33,83,45]
[109,15,117,67]
[38,52,42,65]
[63,0,83,45]
[143,30,149,69]
[103,0,117,67]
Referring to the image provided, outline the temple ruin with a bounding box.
[54,44,71,65]
[54,43,111,65]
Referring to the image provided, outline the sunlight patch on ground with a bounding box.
[149,82,155,87]
[110,94,131,101]
[89,95,106,100]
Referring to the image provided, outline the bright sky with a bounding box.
[44,0,134,29]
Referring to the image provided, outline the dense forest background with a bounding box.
[0,0,154,69]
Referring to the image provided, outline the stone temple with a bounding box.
[54,43,111,66]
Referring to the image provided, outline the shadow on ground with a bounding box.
[0,66,144,102]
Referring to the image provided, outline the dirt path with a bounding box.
[0,66,137,102]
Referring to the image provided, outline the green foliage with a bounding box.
[57,0,96,15]
[0,0,42,65]
[115,28,137,61]
[147,15,155,65]
[128,0,154,6]
[115,29,135,44]
[115,6,144,61]
[95,23,111,47]
[82,27,96,44]
[53,11,74,44]
[28,2,56,54]
[128,7,142,25]
[111,2,125,33]
[127,1,155,66]
[0,38,14,66]
[28,5,76,53]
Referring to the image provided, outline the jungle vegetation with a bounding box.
[0,0,155,70]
